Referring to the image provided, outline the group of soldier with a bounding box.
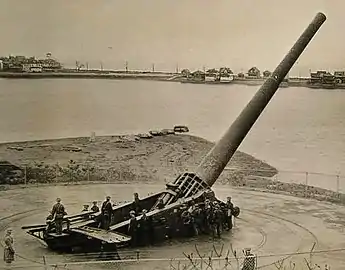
[45,193,236,243]
[3,194,255,269]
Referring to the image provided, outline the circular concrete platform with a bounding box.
[0,184,344,269]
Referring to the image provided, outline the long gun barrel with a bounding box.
[195,12,326,186]
[152,12,326,209]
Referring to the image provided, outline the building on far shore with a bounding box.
[0,54,62,72]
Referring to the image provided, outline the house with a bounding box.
[247,67,261,78]
[22,63,43,73]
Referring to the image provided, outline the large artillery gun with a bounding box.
[22,12,326,254]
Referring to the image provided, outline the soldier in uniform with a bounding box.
[211,203,223,238]
[3,228,15,264]
[138,209,153,246]
[204,199,213,233]
[225,197,234,230]
[51,198,66,235]
[91,201,100,212]
[241,248,256,270]
[131,193,142,215]
[101,196,113,230]
[128,211,139,247]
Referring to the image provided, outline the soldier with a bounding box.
[91,201,100,212]
[51,198,66,235]
[101,196,113,230]
[211,203,223,238]
[128,211,139,247]
[241,248,256,270]
[131,193,142,215]
[204,199,213,233]
[3,228,15,264]
[45,211,53,234]
[82,204,89,212]
[225,196,234,230]
[138,209,153,246]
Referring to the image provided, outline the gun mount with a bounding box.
[22,13,326,255]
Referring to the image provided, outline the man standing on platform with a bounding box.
[51,198,66,235]
[101,196,113,230]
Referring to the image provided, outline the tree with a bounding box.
[263,70,271,78]
[237,72,245,78]
[181,69,191,77]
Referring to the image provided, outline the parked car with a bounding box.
[149,130,163,136]
[137,133,153,139]
[161,129,175,135]
[173,125,189,133]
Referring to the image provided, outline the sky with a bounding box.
[0,0,344,75]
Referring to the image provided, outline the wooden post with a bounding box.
[42,255,47,270]
[336,175,340,193]
[24,165,27,185]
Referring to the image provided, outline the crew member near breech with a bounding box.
[138,209,153,246]
[101,196,113,230]
[225,196,234,230]
[128,211,139,247]
[211,202,223,238]
[51,198,66,235]
[3,228,15,264]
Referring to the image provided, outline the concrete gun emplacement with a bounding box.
[22,12,326,254]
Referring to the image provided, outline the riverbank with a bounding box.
[2,71,342,90]
[0,71,175,81]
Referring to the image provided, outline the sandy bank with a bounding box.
[0,133,344,207]
[0,134,276,185]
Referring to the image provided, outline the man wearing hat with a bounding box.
[51,198,66,235]
[241,248,255,270]
[101,196,113,230]
[138,209,153,246]
[225,196,234,230]
[3,228,15,264]
[91,201,100,212]
[128,211,139,247]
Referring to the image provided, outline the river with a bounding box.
[0,78,344,180]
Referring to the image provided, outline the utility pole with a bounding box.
[176,63,179,74]
[100,61,103,71]
[152,63,155,72]
[86,62,89,71]
[125,61,128,73]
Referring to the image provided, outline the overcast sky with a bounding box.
[0,0,343,75]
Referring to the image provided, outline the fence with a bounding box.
[4,244,342,269]
[0,161,344,194]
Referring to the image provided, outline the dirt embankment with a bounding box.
[1,133,344,206]
[0,134,276,186]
